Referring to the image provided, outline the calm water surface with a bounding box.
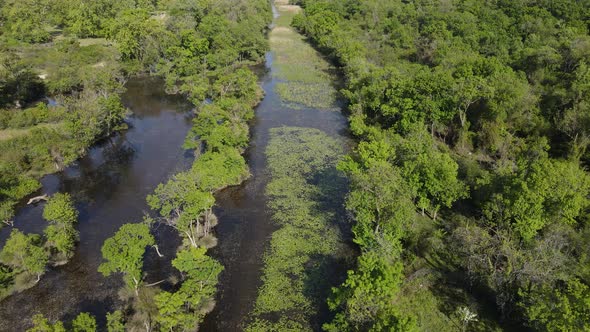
[0,77,193,330]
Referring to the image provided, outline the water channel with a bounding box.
[0,77,194,330]
[0,2,351,330]
[202,2,351,330]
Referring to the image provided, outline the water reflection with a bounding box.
[0,77,194,330]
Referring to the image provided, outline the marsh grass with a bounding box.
[270,3,339,110]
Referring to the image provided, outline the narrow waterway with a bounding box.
[0,77,193,330]
[202,1,352,330]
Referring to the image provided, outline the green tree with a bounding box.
[43,193,79,259]
[71,312,97,332]
[325,249,415,332]
[43,193,78,225]
[106,310,125,332]
[27,314,66,332]
[398,129,467,219]
[339,140,415,247]
[155,247,223,331]
[147,171,215,247]
[485,156,590,241]
[519,278,590,331]
[1,0,52,43]
[0,229,48,282]
[98,223,155,293]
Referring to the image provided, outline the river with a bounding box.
[0,3,351,330]
[0,77,194,330]
[202,1,352,330]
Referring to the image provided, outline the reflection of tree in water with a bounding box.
[56,135,136,203]
[123,77,194,119]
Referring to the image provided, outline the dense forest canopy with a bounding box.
[2,0,590,330]
[292,0,590,330]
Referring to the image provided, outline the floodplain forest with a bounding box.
[0,0,589,331]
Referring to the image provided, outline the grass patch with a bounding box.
[270,3,338,110]
[0,123,63,141]
[78,38,110,47]
[246,127,350,331]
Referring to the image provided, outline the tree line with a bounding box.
[293,0,590,331]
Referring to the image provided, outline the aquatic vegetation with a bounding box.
[269,3,339,111]
[247,127,350,331]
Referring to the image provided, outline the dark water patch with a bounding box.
[0,77,193,330]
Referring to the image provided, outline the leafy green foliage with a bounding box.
[519,278,590,331]
[71,312,97,332]
[325,250,412,332]
[27,314,66,332]
[43,193,78,224]
[485,156,590,241]
[0,229,48,280]
[98,223,155,291]
[42,193,79,260]
[27,312,96,332]
[154,247,223,330]
[106,311,125,332]
[295,0,590,330]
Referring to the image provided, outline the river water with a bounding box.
[201,8,352,331]
[0,77,194,330]
[0,6,351,330]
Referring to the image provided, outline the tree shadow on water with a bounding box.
[60,297,116,330]
[302,253,351,330]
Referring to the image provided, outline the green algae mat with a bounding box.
[270,2,340,111]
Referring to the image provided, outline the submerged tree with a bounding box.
[106,310,125,332]
[71,312,97,332]
[27,314,66,332]
[147,171,215,248]
[155,247,223,331]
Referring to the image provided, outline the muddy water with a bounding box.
[0,77,193,330]
[202,6,352,331]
